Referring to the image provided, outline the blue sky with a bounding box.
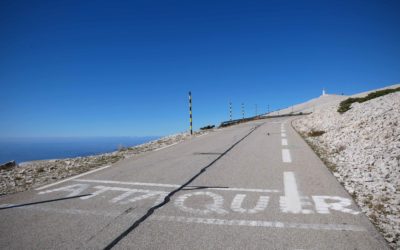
[1,0,399,137]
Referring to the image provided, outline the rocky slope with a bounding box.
[293,90,400,248]
[0,130,209,196]
[266,93,348,116]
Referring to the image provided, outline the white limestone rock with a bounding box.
[293,91,400,248]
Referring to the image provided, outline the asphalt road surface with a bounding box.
[0,117,389,249]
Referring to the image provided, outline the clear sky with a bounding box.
[1,0,399,137]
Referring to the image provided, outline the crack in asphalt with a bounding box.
[103,124,263,249]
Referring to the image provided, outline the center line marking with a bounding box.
[281,172,301,213]
[281,133,286,137]
[282,138,288,146]
[282,149,292,163]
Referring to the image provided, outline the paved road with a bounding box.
[0,117,389,249]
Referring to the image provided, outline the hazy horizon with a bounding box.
[0,136,160,163]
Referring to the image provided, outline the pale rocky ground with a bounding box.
[293,90,400,249]
[0,130,210,196]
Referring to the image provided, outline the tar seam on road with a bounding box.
[103,124,263,250]
[0,194,91,210]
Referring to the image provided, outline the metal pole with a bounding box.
[229,101,232,121]
[189,91,193,135]
[241,103,244,119]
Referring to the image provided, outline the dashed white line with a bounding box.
[281,133,286,137]
[282,149,292,163]
[35,165,111,191]
[152,215,366,232]
[14,206,366,232]
[282,138,288,146]
[281,172,302,213]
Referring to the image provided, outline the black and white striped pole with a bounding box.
[241,103,244,119]
[189,91,193,135]
[229,101,232,121]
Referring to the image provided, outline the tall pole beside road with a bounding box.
[241,103,245,119]
[229,101,232,121]
[189,91,193,135]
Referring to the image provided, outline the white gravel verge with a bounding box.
[293,91,400,249]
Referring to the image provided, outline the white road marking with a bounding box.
[217,187,279,193]
[281,133,286,137]
[230,194,269,214]
[111,189,139,203]
[15,206,365,231]
[174,191,228,215]
[78,185,168,205]
[281,172,301,213]
[35,165,111,191]
[282,149,292,163]
[312,196,360,215]
[152,215,366,232]
[38,183,168,205]
[281,125,286,132]
[124,190,167,205]
[154,142,179,151]
[282,138,288,146]
[280,172,312,214]
[17,205,125,217]
[73,179,280,193]
[35,182,360,216]
[38,184,90,197]
[75,179,179,188]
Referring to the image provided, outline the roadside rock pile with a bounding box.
[0,130,209,196]
[293,92,400,248]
